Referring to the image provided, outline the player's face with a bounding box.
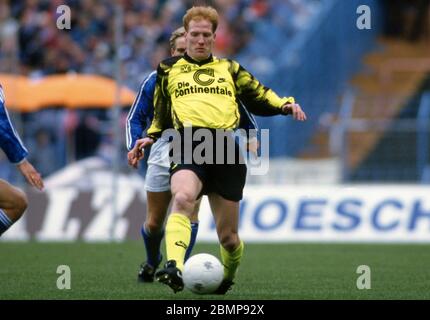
[171,36,186,57]
[186,19,215,61]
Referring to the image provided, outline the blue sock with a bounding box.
[0,209,12,236]
[141,225,163,268]
[185,222,199,261]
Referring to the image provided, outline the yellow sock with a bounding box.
[220,241,244,281]
[165,213,191,271]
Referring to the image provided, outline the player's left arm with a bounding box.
[0,87,29,164]
[238,101,259,154]
[233,62,307,121]
[238,100,259,132]
[17,160,44,190]
[0,86,44,190]
[281,102,307,121]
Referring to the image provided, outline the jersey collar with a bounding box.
[183,53,214,66]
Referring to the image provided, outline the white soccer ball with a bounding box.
[183,253,224,294]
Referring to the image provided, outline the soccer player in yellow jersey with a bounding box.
[134,6,306,294]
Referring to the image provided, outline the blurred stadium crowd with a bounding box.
[0,0,320,180]
[0,0,319,88]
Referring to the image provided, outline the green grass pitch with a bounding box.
[1,242,429,300]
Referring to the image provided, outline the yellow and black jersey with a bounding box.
[147,53,295,139]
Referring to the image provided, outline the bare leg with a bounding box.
[145,191,171,233]
[0,179,28,236]
[208,193,240,252]
[0,179,28,222]
[208,193,243,291]
[170,169,202,218]
[155,169,203,291]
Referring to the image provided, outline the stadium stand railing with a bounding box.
[235,0,382,157]
[334,85,430,183]
[416,91,430,183]
[0,0,384,183]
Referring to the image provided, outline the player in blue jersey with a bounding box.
[127,28,194,282]
[126,27,259,282]
[0,84,44,237]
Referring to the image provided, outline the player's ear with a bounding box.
[213,32,216,40]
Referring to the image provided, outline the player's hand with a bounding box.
[17,159,44,191]
[282,103,307,121]
[127,137,154,169]
[246,137,259,156]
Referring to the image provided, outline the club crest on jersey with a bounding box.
[181,65,192,73]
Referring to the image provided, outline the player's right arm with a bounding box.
[146,59,176,141]
[0,85,44,190]
[131,67,171,167]
[129,57,178,167]
[126,71,156,168]
[126,71,157,151]
[132,61,176,166]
